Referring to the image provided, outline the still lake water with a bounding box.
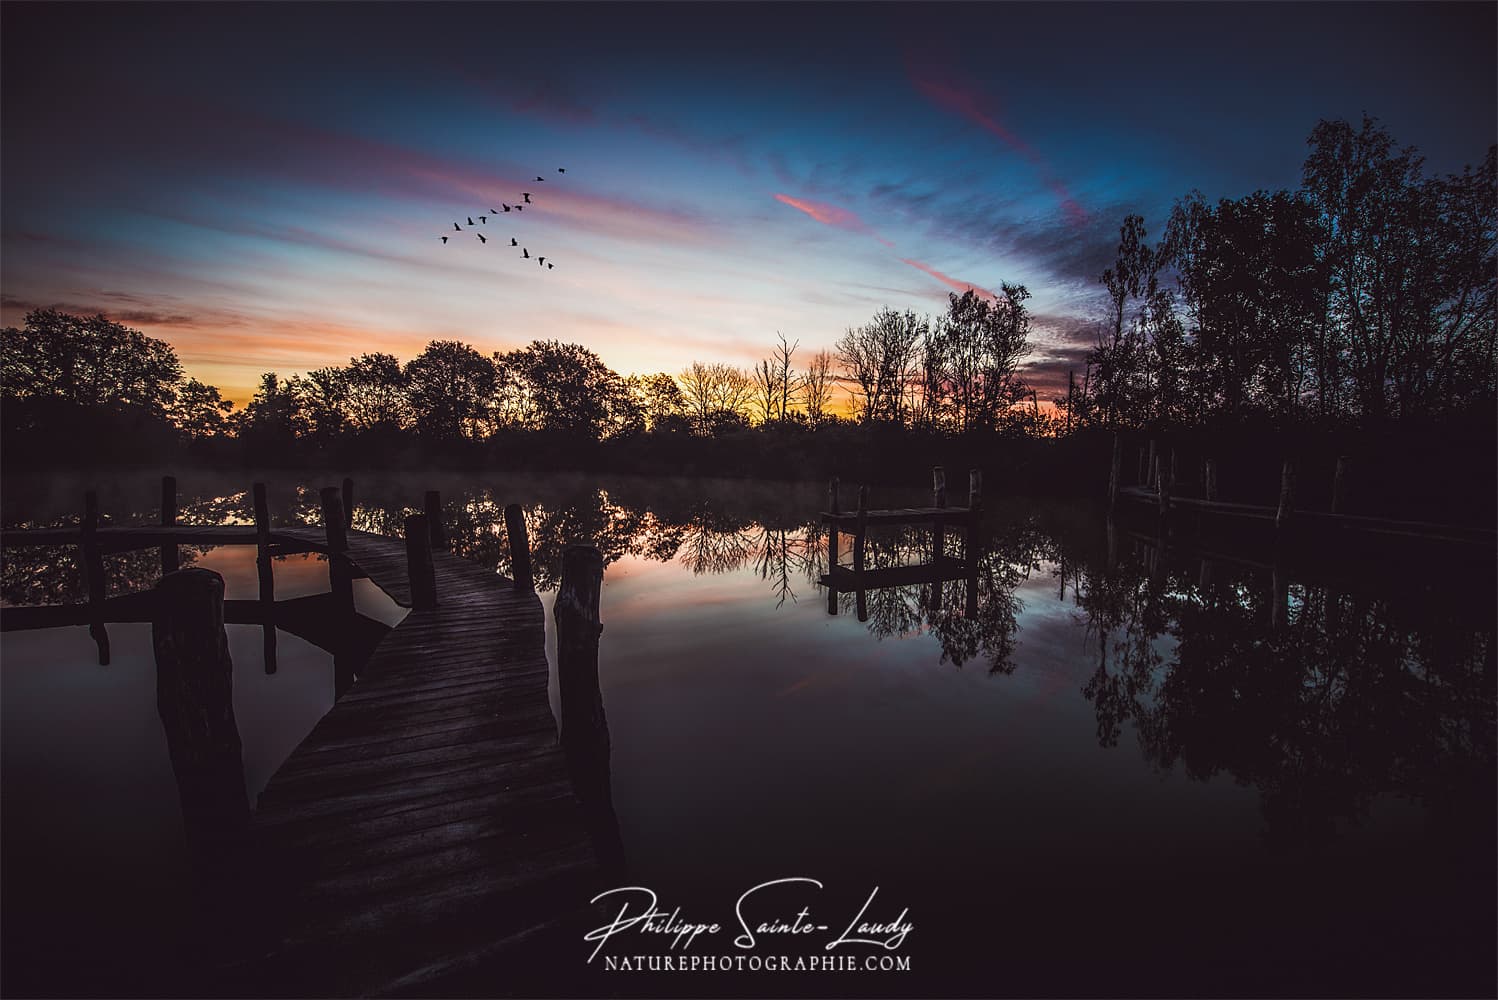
[2,470,1494,996]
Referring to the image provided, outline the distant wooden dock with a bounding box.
[1,478,611,996]
[1108,435,1496,549]
[819,467,986,620]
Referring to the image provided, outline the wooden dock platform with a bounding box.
[237,530,600,996]
[2,481,608,996]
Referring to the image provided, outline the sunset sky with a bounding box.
[3,2,1493,405]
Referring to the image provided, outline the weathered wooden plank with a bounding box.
[242,522,602,996]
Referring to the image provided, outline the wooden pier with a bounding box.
[1,479,611,996]
[1109,434,1496,550]
[820,467,986,620]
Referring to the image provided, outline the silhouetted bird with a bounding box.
[558,167,566,173]
[440,236,448,244]
[491,208,500,215]
[479,215,487,223]
[453,222,461,231]
[547,262,554,269]
[538,256,546,266]
[477,233,487,244]
[535,176,545,182]
[515,205,524,211]
[502,203,511,212]
[510,238,518,246]
[522,248,529,258]
[467,216,474,226]
[522,193,532,203]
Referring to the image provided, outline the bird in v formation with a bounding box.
[440,168,564,272]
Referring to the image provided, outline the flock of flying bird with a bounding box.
[440,167,565,271]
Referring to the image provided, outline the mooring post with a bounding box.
[1271,559,1289,631]
[1276,459,1296,530]
[1332,455,1350,515]
[152,568,250,860]
[853,485,868,573]
[252,482,276,674]
[81,490,109,665]
[1137,445,1147,486]
[424,490,447,550]
[932,466,947,507]
[404,513,437,611]
[319,486,353,616]
[555,544,625,873]
[341,477,355,530]
[1155,452,1171,517]
[1108,434,1122,510]
[1147,439,1158,488]
[828,476,840,515]
[966,468,983,556]
[503,503,533,592]
[319,486,348,555]
[556,545,606,747]
[1205,457,1219,502]
[160,475,179,574]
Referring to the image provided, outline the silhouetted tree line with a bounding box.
[2,285,1068,480]
[1065,117,1496,433]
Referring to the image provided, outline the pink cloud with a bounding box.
[907,63,1088,229]
[900,258,997,302]
[773,193,872,232]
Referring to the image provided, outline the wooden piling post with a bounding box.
[1147,439,1158,488]
[556,545,606,747]
[503,503,533,592]
[853,485,868,573]
[555,545,625,873]
[1204,457,1218,502]
[1137,446,1147,486]
[828,477,840,515]
[404,513,437,611]
[341,477,355,530]
[1155,453,1171,517]
[1108,434,1122,510]
[1271,560,1289,631]
[965,467,983,570]
[1332,456,1350,515]
[1276,459,1296,530]
[932,466,947,507]
[424,490,447,550]
[319,486,348,556]
[152,568,250,854]
[319,486,352,616]
[252,483,276,674]
[160,475,179,574]
[82,490,109,665]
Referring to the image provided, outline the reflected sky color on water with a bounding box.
[2,472,1493,995]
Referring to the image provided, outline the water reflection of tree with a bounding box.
[1072,533,1496,847]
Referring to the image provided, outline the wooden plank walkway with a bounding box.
[222,531,602,996]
